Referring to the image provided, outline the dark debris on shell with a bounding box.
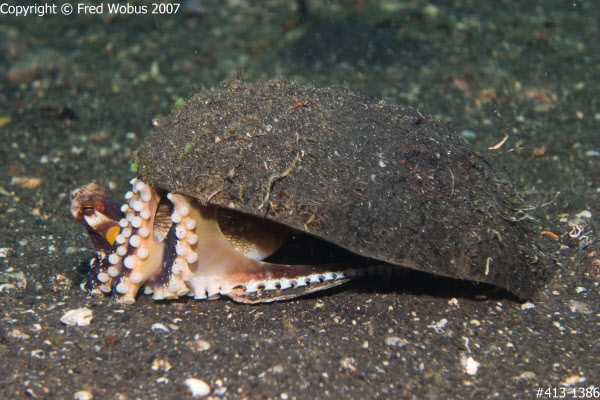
[134,77,550,299]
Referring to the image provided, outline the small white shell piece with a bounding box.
[60,308,93,326]
[185,378,211,397]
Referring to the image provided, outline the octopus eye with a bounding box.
[81,205,96,216]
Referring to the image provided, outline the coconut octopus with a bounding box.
[71,78,548,304]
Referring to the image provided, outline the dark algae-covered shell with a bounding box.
[71,78,548,303]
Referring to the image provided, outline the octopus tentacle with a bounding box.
[71,179,361,303]
[179,197,349,300]
[112,178,170,303]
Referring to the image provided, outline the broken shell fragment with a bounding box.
[60,308,93,326]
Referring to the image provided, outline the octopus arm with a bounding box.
[72,180,367,303]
